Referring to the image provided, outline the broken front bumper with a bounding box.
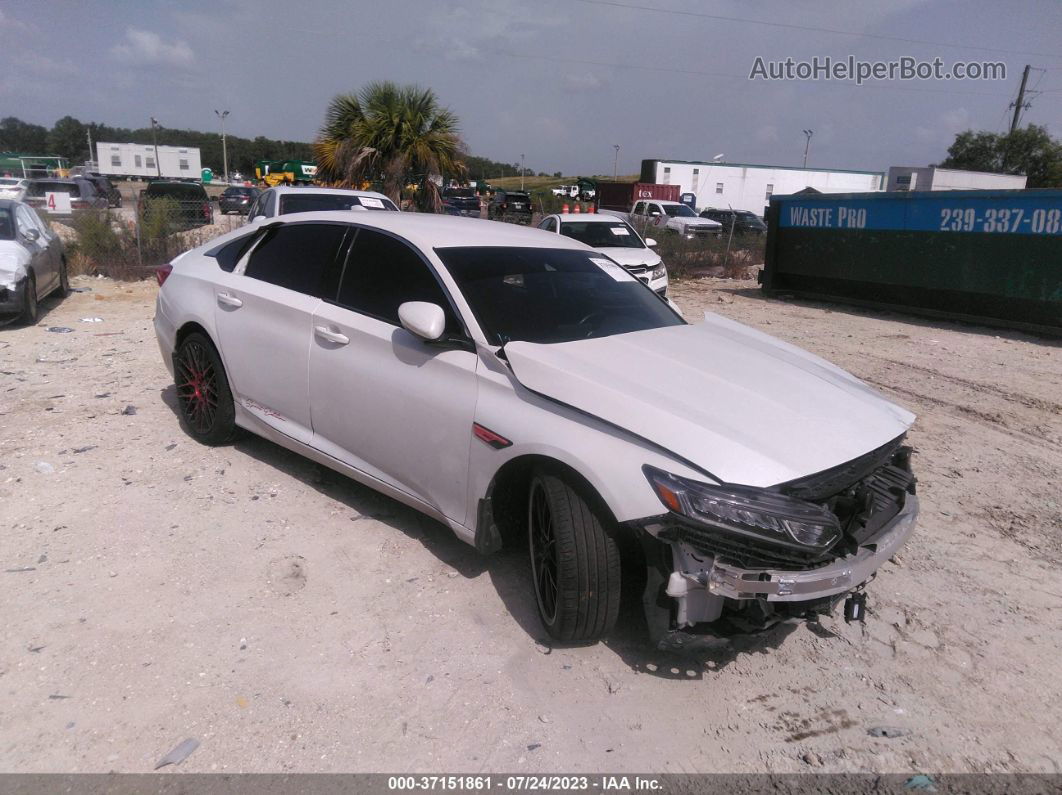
[660,495,919,627]
[706,494,918,601]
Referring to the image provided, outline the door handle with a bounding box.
[314,325,349,345]
[217,292,243,308]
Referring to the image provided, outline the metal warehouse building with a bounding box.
[640,159,884,216]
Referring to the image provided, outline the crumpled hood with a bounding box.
[504,312,915,487]
[593,247,662,268]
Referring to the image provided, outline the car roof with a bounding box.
[261,211,589,251]
[551,214,633,223]
[267,186,391,200]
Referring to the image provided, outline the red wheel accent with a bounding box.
[175,339,220,434]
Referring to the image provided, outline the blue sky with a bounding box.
[1,0,1059,175]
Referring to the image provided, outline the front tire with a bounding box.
[17,274,38,326]
[55,258,70,298]
[529,470,621,642]
[174,332,237,445]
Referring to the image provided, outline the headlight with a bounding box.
[643,465,841,551]
[651,263,666,280]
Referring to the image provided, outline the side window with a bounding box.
[632,201,645,215]
[209,232,260,273]
[246,197,260,218]
[261,191,276,217]
[538,217,556,233]
[243,223,348,297]
[16,206,39,239]
[27,207,53,238]
[648,203,661,216]
[337,229,460,333]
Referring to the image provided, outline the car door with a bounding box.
[212,221,349,445]
[15,205,54,295]
[308,227,478,524]
[26,206,61,277]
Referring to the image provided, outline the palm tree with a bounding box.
[314,82,466,211]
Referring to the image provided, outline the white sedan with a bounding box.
[538,213,668,295]
[246,186,398,221]
[0,177,30,202]
[154,212,919,643]
[0,199,68,324]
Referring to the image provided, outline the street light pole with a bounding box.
[613,144,620,180]
[215,109,230,183]
[150,117,162,178]
[802,129,814,169]
[520,153,525,191]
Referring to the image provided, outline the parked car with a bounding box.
[538,213,668,295]
[81,174,122,208]
[23,178,109,221]
[246,186,398,221]
[441,186,481,217]
[218,186,261,215]
[488,190,532,223]
[0,177,30,202]
[620,200,722,239]
[700,208,767,236]
[154,212,919,645]
[139,181,214,229]
[0,199,68,324]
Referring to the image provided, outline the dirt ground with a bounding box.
[1,273,1060,775]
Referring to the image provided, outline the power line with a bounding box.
[571,0,1062,60]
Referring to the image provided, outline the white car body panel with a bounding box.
[503,312,914,488]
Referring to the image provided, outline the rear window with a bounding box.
[444,188,476,198]
[279,193,397,214]
[146,183,207,200]
[27,181,78,197]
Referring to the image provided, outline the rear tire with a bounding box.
[55,258,70,298]
[17,274,38,326]
[174,332,237,445]
[529,469,621,642]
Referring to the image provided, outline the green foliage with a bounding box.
[647,229,766,281]
[70,211,120,260]
[140,197,182,241]
[314,82,466,211]
[939,125,1062,188]
[0,117,48,153]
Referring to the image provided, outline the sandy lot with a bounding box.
[1,274,1060,774]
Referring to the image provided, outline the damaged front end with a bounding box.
[0,253,30,318]
[634,436,918,636]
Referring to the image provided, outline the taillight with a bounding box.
[71,199,89,209]
[203,203,210,219]
[156,264,173,286]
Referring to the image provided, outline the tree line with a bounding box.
[0,114,546,181]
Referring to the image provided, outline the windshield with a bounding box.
[560,221,644,249]
[27,181,77,197]
[280,193,397,214]
[436,246,684,345]
[663,204,697,217]
[0,178,22,187]
[505,193,530,202]
[146,183,204,200]
[0,208,13,239]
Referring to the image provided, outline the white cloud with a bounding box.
[110,28,195,67]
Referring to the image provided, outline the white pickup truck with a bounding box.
[604,200,722,239]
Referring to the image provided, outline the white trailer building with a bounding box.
[885,166,1027,192]
[640,159,884,216]
[96,142,203,180]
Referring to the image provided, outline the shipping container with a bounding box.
[595,181,679,212]
[760,189,1062,335]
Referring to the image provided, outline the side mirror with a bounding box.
[645,237,657,247]
[23,228,40,241]
[398,301,446,342]
[252,215,267,222]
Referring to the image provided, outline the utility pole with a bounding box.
[86,127,93,170]
[802,129,814,169]
[613,144,620,180]
[150,117,162,178]
[1009,64,1031,134]
[520,153,525,191]
[215,109,230,183]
